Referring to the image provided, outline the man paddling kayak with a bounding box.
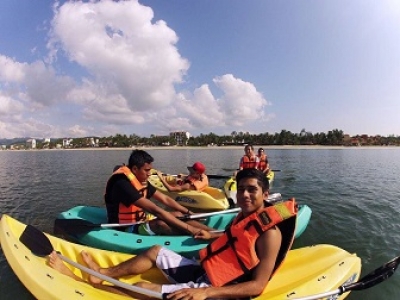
[49,169,297,299]
[105,150,213,236]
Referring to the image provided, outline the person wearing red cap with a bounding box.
[157,161,209,192]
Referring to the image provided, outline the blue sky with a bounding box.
[1,0,399,139]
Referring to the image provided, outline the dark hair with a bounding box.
[236,168,269,192]
[258,147,264,152]
[128,150,154,169]
[244,144,254,150]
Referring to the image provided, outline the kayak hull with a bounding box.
[55,205,236,257]
[148,174,230,211]
[55,203,311,256]
[1,214,361,300]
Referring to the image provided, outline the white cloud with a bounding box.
[162,74,270,131]
[0,55,26,82]
[24,61,75,107]
[0,0,271,139]
[48,0,189,111]
[0,93,24,117]
[215,74,269,126]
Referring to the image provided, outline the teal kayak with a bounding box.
[55,203,312,258]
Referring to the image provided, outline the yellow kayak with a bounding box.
[148,173,230,211]
[1,214,361,300]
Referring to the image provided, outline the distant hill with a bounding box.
[0,137,60,146]
[0,138,32,146]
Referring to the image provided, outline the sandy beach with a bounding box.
[54,145,398,151]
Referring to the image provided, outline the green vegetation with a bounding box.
[41,129,400,149]
[3,128,400,150]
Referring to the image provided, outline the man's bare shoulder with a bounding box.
[256,226,282,254]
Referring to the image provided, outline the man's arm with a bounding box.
[167,227,283,300]
[135,197,198,235]
[157,172,192,192]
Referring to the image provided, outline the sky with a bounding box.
[1,0,400,139]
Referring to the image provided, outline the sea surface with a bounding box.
[1,147,400,299]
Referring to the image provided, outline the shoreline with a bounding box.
[3,145,399,151]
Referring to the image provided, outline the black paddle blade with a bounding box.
[54,218,98,235]
[208,174,232,179]
[20,225,54,257]
[342,255,400,292]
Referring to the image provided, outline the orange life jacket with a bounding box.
[199,198,297,287]
[241,155,258,169]
[105,166,147,224]
[257,154,268,171]
[180,174,208,191]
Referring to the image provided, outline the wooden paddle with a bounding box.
[54,207,240,235]
[19,223,400,300]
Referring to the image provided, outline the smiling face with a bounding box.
[236,177,268,216]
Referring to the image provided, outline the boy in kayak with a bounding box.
[156,161,209,192]
[49,169,297,299]
[257,147,270,175]
[239,144,260,170]
[105,149,213,236]
[233,144,260,177]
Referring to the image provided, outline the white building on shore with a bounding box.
[26,139,36,149]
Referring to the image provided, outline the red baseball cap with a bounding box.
[187,161,206,174]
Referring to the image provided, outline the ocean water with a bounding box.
[1,147,400,299]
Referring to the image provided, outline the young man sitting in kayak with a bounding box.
[105,149,213,236]
[233,144,260,177]
[49,169,297,299]
[257,147,270,175]
[156,161,209,193]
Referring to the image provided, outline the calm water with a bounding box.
[1,148,400,299]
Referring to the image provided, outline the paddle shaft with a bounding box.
[101,206,241,228]
[208,169,280,180]
[43,247,400,300]
[20,221,400,300]
[291,255,400,300]
[57,253,163,299]
[19,224,164,299]
[161,170,280,180]
[55,193,281,233]
[74,193,281,229]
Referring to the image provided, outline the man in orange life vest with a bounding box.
[52,169,297,299]
[233,144,260,177]
[156,161,209,193]
[257,147,270,175]
[104,150,212,236]
[239,144,260,170]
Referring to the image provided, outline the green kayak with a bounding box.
[54,203,312,258]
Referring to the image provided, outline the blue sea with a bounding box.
[1,147,400,299]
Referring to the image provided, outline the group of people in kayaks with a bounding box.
[48,145,297,299]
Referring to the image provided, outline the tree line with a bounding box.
[40,128,400,149]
